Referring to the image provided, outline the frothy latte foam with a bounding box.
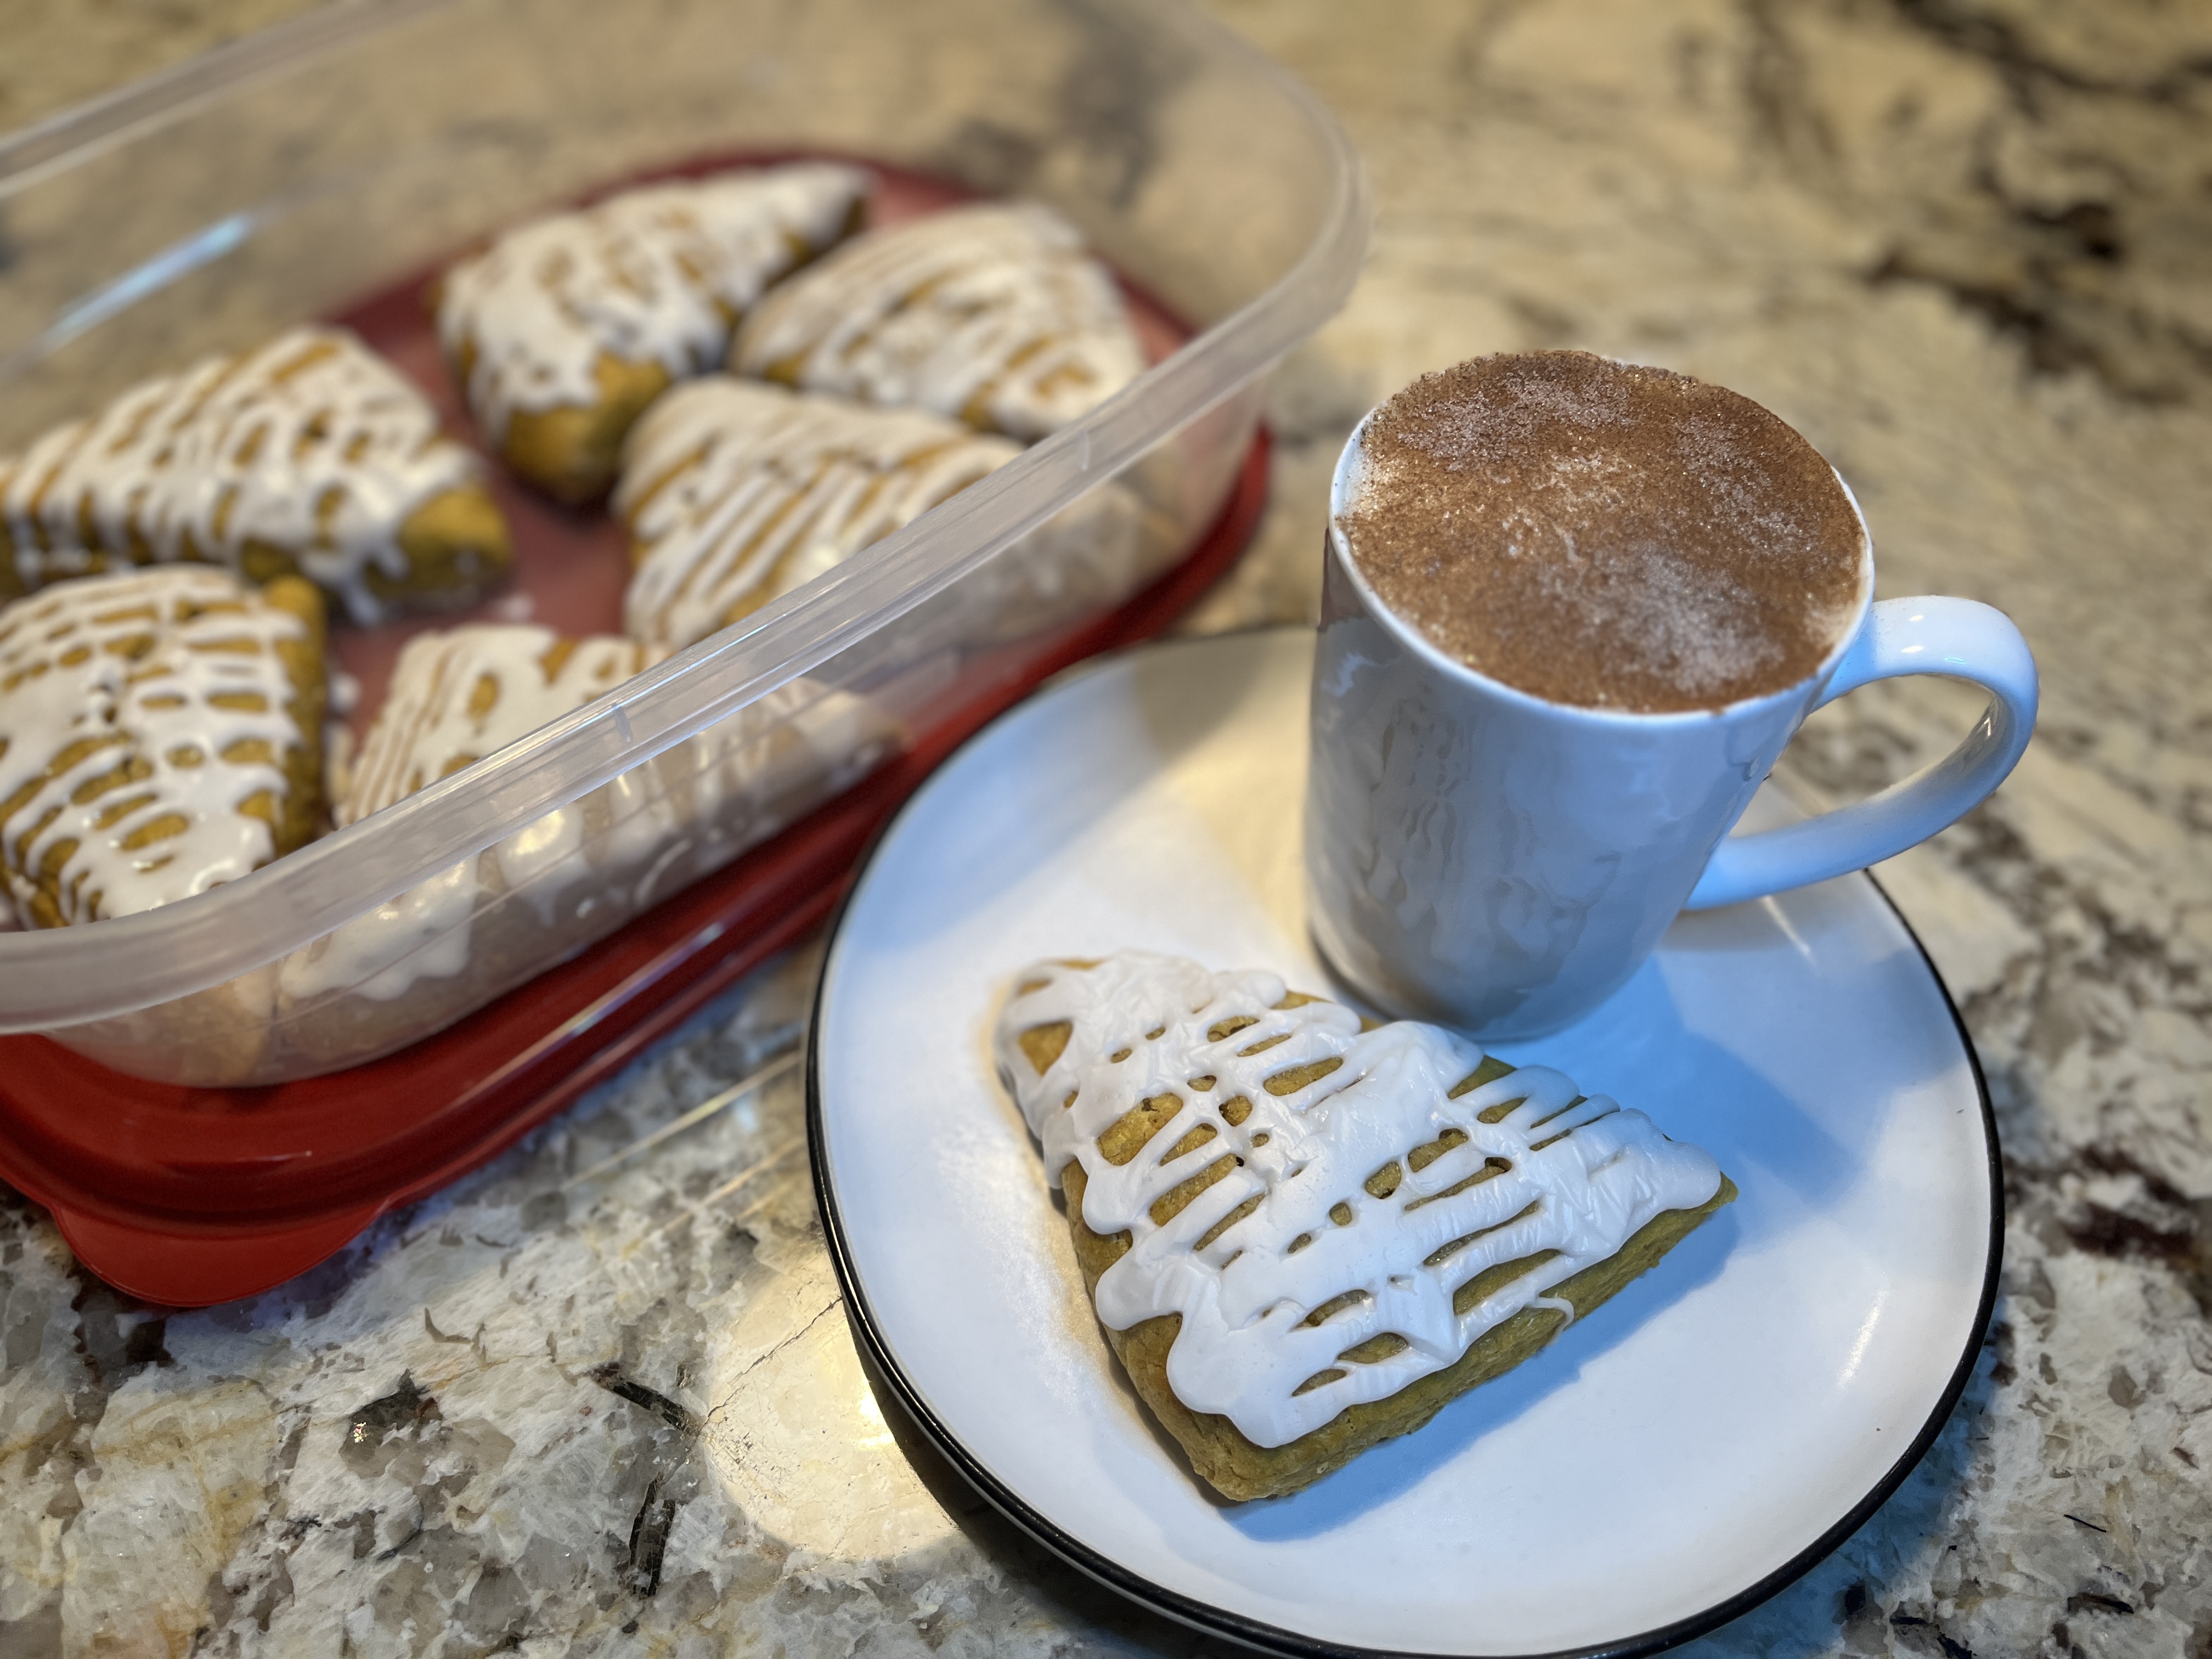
[1338,352,1867,713]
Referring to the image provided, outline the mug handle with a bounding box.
[1685,597,2038,910]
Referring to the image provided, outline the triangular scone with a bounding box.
[992,951,1734,1502]
[336,622,898,836]
[278,623,897,1071]
[0,326,509,624]
[437,165,869,503]
[337,625,647,825]
[0,567,326,928]
[730,202,1144,441]
[616,377,1146,655]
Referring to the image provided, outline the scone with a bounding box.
[0,566,326,929]
[0,325,510,623]
[616,376,1147,656]
[273,623,897,1071]
[992,951,1734,1502]
[729,202,1144,441]
[336,624,645,822]
[436,164,870,503]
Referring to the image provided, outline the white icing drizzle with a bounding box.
[616,377,1021,655]
[288,623,895,1005]
[437,164,870,442]
[730,202,1144,441]
[0,567,314,927]
[339,624,643,825]
[0,326,486,625]
[992,951,1725,1449]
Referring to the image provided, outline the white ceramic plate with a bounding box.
[809,629,1997,1659]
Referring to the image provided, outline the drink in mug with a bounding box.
[1306,351,2038,1039]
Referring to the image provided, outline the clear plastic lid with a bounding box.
[0,0,1368,1070]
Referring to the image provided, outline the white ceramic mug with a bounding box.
[1305,423,2039,1041]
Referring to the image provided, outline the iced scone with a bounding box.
[436,164,869,503]
[336,625,645,820]
[617,377,1146,655]
[730,202,1144,441]
[0,326,509,623]
[0,566,326,929]
[993,951,1734,1501]
[276,622,898,1069]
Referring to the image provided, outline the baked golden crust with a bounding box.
[729,202,1144,441]
[258,574,332,864]
[1065,1159,1736,1500]
[435,166,868,504]
[617,376,1155,656]
[0,567,327,930]
[615,376,1020,653]
[0,482,21,605]
[386,486,515,610]
[0,326,509,623]
[498,354,672,506]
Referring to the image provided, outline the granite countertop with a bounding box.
[3,2,2209,1655]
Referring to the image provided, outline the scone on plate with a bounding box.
[0,566,326,929]
[274,622,898,1071]
[616,376,1147,656]
[436,163,870,504]
[992,951,1734,1502]
[730,202,1144,442]
[0,325,509,624]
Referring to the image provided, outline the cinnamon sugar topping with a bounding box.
[1339,352,1866,711]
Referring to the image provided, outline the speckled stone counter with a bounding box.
[3,3,2209,1655]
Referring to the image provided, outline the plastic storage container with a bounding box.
[0,0,1367,1087]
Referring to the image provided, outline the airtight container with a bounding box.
[0,0,1367,1089]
